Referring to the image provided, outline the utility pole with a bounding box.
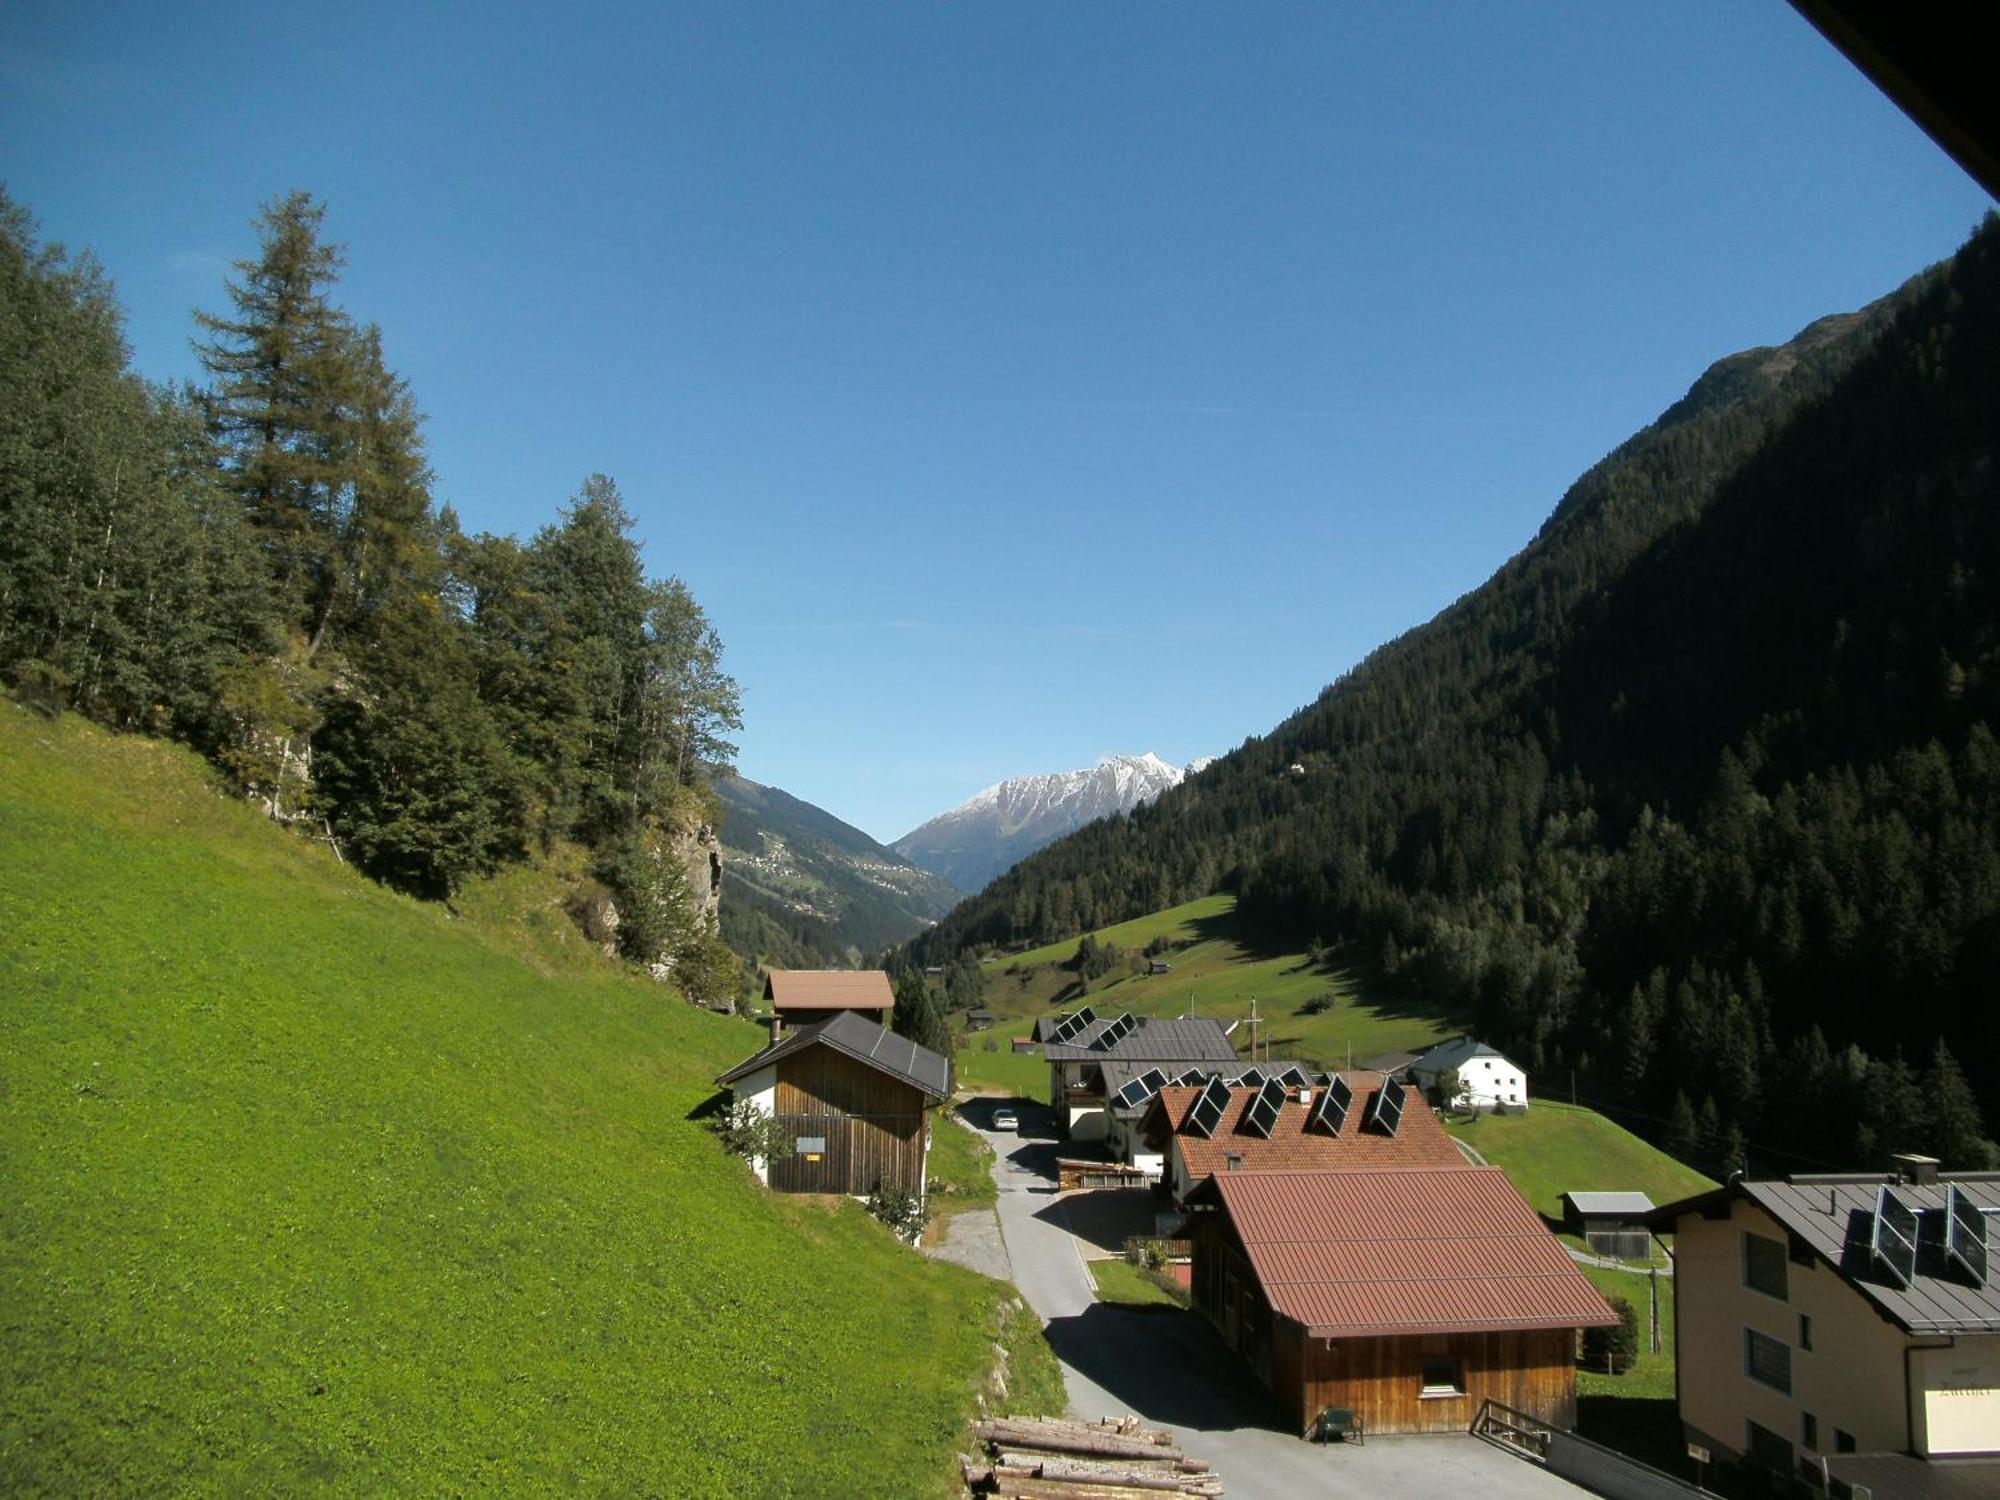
[1246,997,1261,1061]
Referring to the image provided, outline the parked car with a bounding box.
[992,1107,1019,1132]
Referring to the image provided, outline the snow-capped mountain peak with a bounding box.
[892,752,1207,893]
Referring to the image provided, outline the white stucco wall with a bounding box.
[1913,1337,2000,1456]
[732,1063,778,1185]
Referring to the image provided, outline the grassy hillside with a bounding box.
[0,703,1049,1495]
[1447,1101,1714,1250]
[952,895,1460,1096]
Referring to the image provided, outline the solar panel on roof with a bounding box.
[1271,1064,1308,1088]
[1173,1068,1209,1086]
[1048,1011,1083,1045]
[1241,1077,1286,1138]
[1237,1067,1265,1089]
[1873,1186,1919,1289]
[1366,1075,1407,1136]
[1308,1075,1353,1135]
[1114,1067,1169,1111]
[1074,1004,1096,1028]
[1184,1076,1229,1138]
[1092,1012,1137,1051]
[1946,1184,1989,1288]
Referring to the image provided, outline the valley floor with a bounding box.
[955,1098,1593,1500]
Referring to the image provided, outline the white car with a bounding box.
[991,1107,1019,1132]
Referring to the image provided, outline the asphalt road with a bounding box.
[959,1097,1590,1500]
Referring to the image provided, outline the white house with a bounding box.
[1408,1036,1527,1109]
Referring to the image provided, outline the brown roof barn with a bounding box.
[764,969,895,1027]
[1143,1074,1463,1202]
[1187,1165,1616,1438]
[716,1011,948,1202]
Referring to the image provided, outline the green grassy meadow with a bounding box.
[1087,1260,1184,1309]
[0,704,1046,1495]
[1445,1100,1713,1254]
[957,894,1460,1073]
[926,1109,997,1213]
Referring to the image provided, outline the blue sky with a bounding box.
[4,2,1990,845]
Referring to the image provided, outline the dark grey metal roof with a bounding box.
[1823,1452,2000,1500]
[716,1011,951,1101]
[1409,1036,1511,1073]
[1650,1174,2000,1335]
[1042,1015,1240,1064]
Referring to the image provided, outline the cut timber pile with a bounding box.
[962,1416,1223,1498]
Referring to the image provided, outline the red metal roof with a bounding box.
[1205,1166,1619,1338]
[1151,1075,1464,1182]
[763,969,894,1011]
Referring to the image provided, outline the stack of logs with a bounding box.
[961,1415,1223,1499]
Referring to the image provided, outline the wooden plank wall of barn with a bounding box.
[1295,1327,1578,1437]
[767,1046,926,1196]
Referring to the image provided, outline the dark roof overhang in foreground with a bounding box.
[716,1011,951,1102]
[1189,1165,1618,1340]
[1645,1173,2000,1336]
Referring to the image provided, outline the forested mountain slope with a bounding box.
[910,216,2000,1175]
[714,771,960,966]
[0,704,1030,1493]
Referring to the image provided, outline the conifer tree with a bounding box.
[195,192,359,641]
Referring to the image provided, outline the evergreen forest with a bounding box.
[0,190,742,1001]
[908,216,2000,1177]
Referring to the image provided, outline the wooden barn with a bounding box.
[763,969,895,1031]
[716,1011,950,1201]
[1186,1166,1616,1438]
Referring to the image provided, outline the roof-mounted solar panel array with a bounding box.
[1365,1075,1407,1136]
[1946,1184,1989,1288]
[1241,1077,1286,1138]
[1271,1064,1309,1088]
[1184,1076,1230,1138]
[1113,1067,1169,1111]
[1047,1005,1096,1046]
[1172,1067,1210,1086]
[1237,1067,1265,1089]
[1872,1186,1919,1289]
[1091,1012,1136,1051]
[1307,1075,1353,1136]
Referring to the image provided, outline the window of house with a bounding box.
[1801,1411,1818,1451]
[1835,1429,1856,1454]
[1745,1328,1792,1394]
[1744,1231,1789,1300]
[1419,1357,1466,1397]
[1746,1421,1794,1474]
[1798,1313,1812,1351]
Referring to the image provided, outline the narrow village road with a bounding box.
[961,1100,1589,1500]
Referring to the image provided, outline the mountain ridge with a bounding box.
[892,751,1209,893]
[714,771,961,966]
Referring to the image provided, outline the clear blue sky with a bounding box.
[4,2,1990,845]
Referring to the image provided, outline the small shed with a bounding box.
[1147,959,1172,975]
[1560,1191,1656,1259]
[1010,1036,1037,1054]
[965,1008,996,1032]
[716,1012,950,1201]
[764,969,895,1031]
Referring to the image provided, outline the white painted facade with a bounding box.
[732,1062,778,1185]
[1410,1042,1527,1109]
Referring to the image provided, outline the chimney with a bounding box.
[1892,1153,1941,1186]
[769,1015,783,1046]
[1225,1152,1243,1172]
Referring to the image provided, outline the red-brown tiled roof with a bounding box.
[1152,1075,1463,1182]
[763,969,894,1011]
[1204,1166,1619,1338]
